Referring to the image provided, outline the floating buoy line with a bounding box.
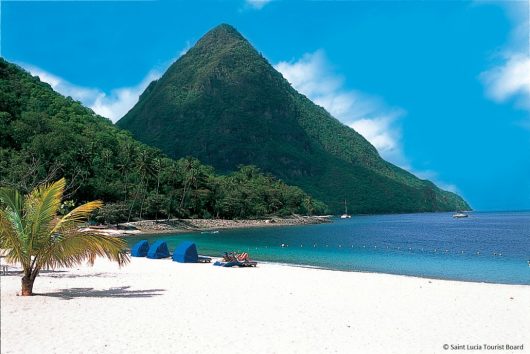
[264,243,507,258]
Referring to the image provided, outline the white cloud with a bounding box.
[349,117,399,153]
[21,64,161,122]
[179,41,193,56]
[89,70,161,121]
[275,50,406,164]
[20,43,195,122]
[246,0,271,9]
[482,54,530,110]
[480,1,530,116]
[22,65,101,104]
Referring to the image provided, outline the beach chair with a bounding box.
[213,260,239,267]
[0,253,10,275]
[214,252,257,267]
[237,258,257,267]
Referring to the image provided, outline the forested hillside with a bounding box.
[0,58,326,222]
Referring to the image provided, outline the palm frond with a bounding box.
[0,209,30,267]
[0,186,24,215]
[24,178,65,252]
[0,188,31,267]
[0,187,26,241]
[51,200,103,234]
[36,230,129,270]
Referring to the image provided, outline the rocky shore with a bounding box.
[86,215,332,237]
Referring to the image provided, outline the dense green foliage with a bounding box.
[0,58,326,222]
[118,24,470,213]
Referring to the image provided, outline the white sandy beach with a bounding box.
[1,257,529,354]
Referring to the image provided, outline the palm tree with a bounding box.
[303,196,315,216]
[179,157,201,211]
[135,150,155,219]
[0,178,129,296]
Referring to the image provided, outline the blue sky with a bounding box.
[2,0,529,211]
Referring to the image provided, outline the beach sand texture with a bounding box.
[1,257,529,354]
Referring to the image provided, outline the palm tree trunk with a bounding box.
[21,275,35,296]
[180,175,194,211]
[154,174,161,222]
[138,175,147,220]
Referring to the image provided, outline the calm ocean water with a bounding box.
[124,212,530,285]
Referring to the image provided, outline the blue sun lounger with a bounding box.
[213,252,257,267]
[213,260,257,267]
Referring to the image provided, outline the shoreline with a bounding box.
[85,215,331,237]
[2,257,528,354]
[3,255,529,287]
[256,260,530,287]
[3,257,530,288]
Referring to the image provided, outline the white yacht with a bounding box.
[452,211,468,218]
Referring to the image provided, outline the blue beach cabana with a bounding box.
[131,240,149,257]
[146,240,170,259]
[172,241,211,263]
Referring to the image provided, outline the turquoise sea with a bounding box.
[124,211,530,285]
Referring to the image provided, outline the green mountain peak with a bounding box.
[118,24,470,213]
[199,23,245,42]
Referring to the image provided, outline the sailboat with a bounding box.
[452,211,468,218]
[340,200,351,219]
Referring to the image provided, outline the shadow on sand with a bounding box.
[42,272,117,279]
[1,271,115,279]
[1,269,70,277]
[36,286,165,300]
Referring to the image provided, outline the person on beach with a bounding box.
[237,252,251,262]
